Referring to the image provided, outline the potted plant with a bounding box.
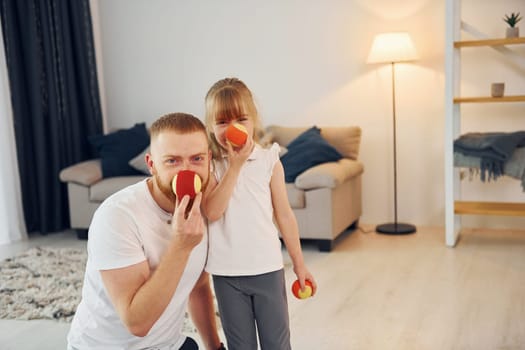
[503,12,522,38]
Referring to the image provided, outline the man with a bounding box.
[67,113,224,350]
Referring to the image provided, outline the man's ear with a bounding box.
[145,152,155,175]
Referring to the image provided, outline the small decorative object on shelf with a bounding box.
[491,82,505,97]
[503,12,522,38]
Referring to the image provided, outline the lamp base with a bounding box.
[376,222,416,235]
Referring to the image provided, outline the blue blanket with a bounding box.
[454,131,525,182]
[454,148,525,191]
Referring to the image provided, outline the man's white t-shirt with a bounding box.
[206,143,284,276]
[67,179,208,350]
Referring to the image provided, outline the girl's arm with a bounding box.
[270,161,317,295]
[202,139,253,222]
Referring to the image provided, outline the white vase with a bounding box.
[506,27,519,38]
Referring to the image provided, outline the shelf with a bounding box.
[454,95,525,103]
[454,201,525,216]
[454,37,525,48]
[445,1,525,247]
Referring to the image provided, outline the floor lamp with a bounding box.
[367,32,418,235]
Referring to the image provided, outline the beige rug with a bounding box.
[0,246,219,333]
[0,246,84,322]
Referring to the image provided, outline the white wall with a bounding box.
[92,0,525,230]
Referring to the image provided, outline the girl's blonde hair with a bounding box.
[204,77,263,159]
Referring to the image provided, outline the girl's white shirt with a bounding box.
[206,143,284,276]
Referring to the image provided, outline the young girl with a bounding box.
[202,77,317,350]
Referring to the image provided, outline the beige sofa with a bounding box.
[264,125,363,251]
[59,125,363,251]
[59,160,146,239]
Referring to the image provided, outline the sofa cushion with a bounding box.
[89,123,150,178]
[280,126,343,183]
[266,125,361,160]
[129,146,150,174]
[320,126,361,160]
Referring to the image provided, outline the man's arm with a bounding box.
[100,194,205,337]
[188,271,222,349]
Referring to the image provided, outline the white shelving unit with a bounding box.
[444,0,525,246]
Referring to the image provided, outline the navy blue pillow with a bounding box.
[280,126,343,183]
[89,123,149,178]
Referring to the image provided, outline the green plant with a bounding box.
[503,12,522,28]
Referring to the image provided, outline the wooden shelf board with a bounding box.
[454,37,525,48]
[454,95,525,103]
[454,201,525,216]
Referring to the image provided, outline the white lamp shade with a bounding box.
[367,32,419,64]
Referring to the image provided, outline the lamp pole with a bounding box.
[367,31,418,235]
[391,62,398,227]
[376,62,416,234]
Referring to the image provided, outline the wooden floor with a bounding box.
[1,226,524,350]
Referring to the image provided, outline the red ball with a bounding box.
[225,123,248,147]
[172,170,202,199]
[291,279,313,299]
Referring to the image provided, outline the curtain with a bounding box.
[0,0,103,234]
[0,20,26,245]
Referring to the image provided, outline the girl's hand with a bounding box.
[226,136,253,169]
[293,265,318,297]
[171,192,204,251]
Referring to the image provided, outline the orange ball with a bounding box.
[172,170,202,199]
[291,279,313,299]
[225,123,248,147]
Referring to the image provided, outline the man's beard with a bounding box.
[156,173,177,204]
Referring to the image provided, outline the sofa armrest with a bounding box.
[294,158,364,190]
[59,159,103,186]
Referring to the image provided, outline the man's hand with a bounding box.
[171,192,204,251]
